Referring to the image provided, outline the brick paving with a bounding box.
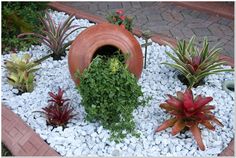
[2,105,59,156]
[63,2,234,58]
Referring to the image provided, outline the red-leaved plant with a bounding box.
[18,12,86,60]
[155,89,223,151]
[106,9,133,32]
[48,87,70,106]
[42,87,75,127]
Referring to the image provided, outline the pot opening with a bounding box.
[93,45,125,63]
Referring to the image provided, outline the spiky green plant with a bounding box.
[4,53,50,93]
[18,12,86,60]
[162,36,233,88]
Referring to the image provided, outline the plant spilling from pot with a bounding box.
[18,11,87,60]
[106,9,133,32]
[162,36,233,88]
[77,53,149,143]
[4,53,51,94]
[39,87,76,128]
[155,89,223,151]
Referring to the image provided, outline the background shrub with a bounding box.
[2,2,48,52]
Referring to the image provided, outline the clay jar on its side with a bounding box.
[68,23,143,85]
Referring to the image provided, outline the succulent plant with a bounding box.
[162,36,233,88]
[4,53,50,93]
[155,89,223,151]
[42,87,75,127]
[18,12,86,60]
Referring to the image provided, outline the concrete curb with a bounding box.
[174,2,234,20]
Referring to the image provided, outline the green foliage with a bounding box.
[4,53,51,94]
[18,12,86,60]
[2,2,48,52]
[106,9,133,32]
[163,36,233,88]
[1,143,12,156]
[77,55,146,142]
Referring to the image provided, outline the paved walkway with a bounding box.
[63,2,234,58]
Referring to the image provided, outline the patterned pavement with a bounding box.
[63,2,234,58]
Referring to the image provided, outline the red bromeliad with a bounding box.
[186,55,201,74]
[155,89,223,151]
[42,102,75,127]
[42,87,75,127]
[48,87,70,106]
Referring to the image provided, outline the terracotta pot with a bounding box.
[68,23,143,85]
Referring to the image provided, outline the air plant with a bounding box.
[42,87,75,127]
[162,36,233,88]
[18,12,86,60]
[155,89,223,151]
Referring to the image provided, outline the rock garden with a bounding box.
[1,2,234,157]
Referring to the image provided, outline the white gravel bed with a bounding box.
[1,10,234,157]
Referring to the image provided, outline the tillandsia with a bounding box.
[155,89,223,151]
[18,11,87,60]
[162,36,233,88]
[42,87,75,127]
[4,53,51,94]
[106,9,133,32]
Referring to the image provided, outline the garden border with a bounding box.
[2,2,234,156]
[174,2,234,20]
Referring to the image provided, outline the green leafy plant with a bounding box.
[2,2,48,52]
[162,36,233,88]
[18,12,86,60]
[41,87,75,127]
[155,89,223,151]
[4,53,51,94]
[77,55,146,142]
[106,9,133,32]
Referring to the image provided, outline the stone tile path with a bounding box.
[63,2,234,58]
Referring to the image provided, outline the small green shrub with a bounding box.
[77,55,146,142]
[2,2,48,52]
